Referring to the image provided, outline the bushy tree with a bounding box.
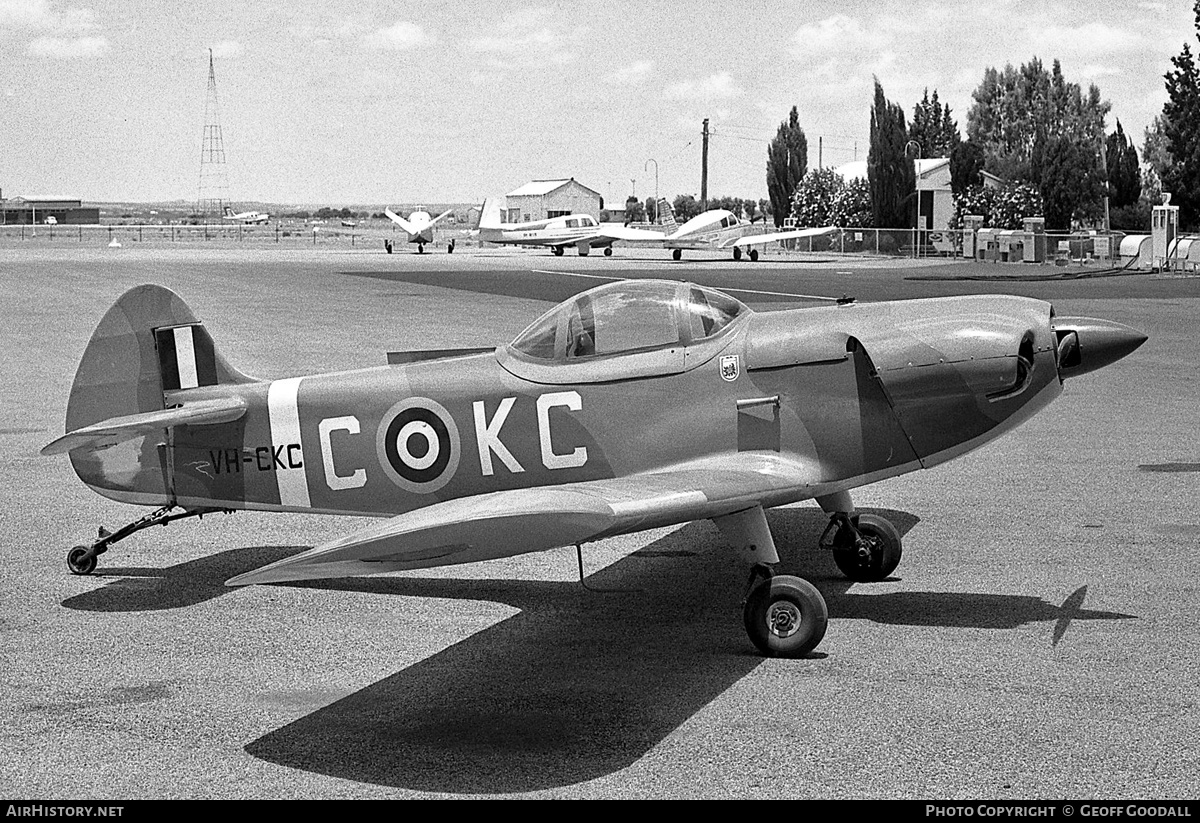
[868,78,915,228]
[951,183,1043,230]
[624,195,644,223]
[1142,115,1172,204]
[831,178,872,227]
[671,194,702,221]
[766,106,809,227]
[967,57,1110,183]
[910,88,959,158]
[643,196,657,223]
[790,168,844,227]
[1161,0,1200,228]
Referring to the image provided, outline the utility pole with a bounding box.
[701,118,709,210]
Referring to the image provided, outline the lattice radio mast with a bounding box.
[197,49,229,218]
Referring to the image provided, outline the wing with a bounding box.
[428,208,455,228]
[591,225,670,244]
[41,396,247,455]
[384,208,418,235]
[727,226,839,249]
[226,451,821,586]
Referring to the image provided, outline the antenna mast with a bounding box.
[197,49,229,218]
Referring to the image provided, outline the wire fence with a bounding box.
[0,221,1147,267]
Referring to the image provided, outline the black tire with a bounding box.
[832,513,902,582]
[67,545,97,576]
[743,574,828,657]
[733,246,742,261]
[604,247,612,256]
[672,248,682,261]
[750,249,759,262]
[552,246,564,256]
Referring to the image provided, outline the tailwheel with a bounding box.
[743,573,828,657]
[830,513,902,582]
[66,545,97,576]
[604,247,613,256]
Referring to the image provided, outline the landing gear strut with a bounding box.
[713,504,828,657]
[65,504,231,576]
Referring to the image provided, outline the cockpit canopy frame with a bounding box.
[499,279,750,384]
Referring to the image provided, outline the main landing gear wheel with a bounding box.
[672,248,682,261]
[552,246,565,256]
[830,513,902,582]
[743,573,828,657]
[749,249,759,262]
[66,545,97,576]
[733,246,742,261]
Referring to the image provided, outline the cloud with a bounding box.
[209,40,242,59]
[604,60,653,86]
[791,14,890,57]
[363,20,435,51]
[0,0,96,32]
[664,72,741,100]
[27,35,108,58]
[465,8,577,68]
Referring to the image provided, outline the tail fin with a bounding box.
[479,197,504,230]
[657,197,678,231]
[52,285,253,501]
[223,207,233,217]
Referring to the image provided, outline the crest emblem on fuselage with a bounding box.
[719,354,740,382]
[376,397,461,493]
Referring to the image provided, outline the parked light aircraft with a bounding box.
[476,197,666,256]
[42,282,1145,657]
[657,198,836,261]
[382,206,456,254]
[222,207,270,225]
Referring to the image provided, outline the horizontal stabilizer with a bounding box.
[41,396,247,456]
[227,452,821,586]
[384,208,418,235]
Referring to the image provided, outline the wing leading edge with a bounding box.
[226,451,822,586]
[728,226,838,249]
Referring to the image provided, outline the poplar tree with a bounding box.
[766,106,809,227]
[868,79,915,228]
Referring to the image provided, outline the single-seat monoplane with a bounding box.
[42,281,1146,657]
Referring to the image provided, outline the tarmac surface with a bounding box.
[1,244,1197,799]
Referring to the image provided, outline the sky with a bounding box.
[0,0,1193,207]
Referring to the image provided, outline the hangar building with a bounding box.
[0,196,99,225]
[504,178,602,223]
[834,159,954,231]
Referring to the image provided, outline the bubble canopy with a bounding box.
[508,279,749,362]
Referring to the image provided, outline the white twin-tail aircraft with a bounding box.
[475,197,666,256]
[383,206,456,254]
[221,207,270,225]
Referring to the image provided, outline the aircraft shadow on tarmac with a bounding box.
[219,507,1135,794]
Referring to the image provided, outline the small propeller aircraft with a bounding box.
[221,207,270,225]
[42,281,1146,657]
[656,198,836,261]
[476,197,666,256]
[382,206,456,254]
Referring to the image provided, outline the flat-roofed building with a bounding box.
[0,196,99,225]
